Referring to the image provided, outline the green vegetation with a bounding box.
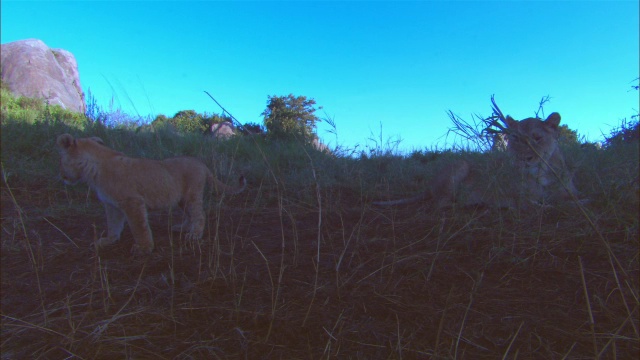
[262,94,321,142]
[151,110,233,134]
[1,88,638,358]
[1,84,88,129]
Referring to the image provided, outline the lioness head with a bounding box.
[505,113,561,169]
[56,133,105,185]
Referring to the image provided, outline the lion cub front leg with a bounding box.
[121,198,155,255]
[96,203,126,250]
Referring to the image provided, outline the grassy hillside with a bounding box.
[1,90,638,359]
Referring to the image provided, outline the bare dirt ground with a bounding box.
[2,185,638,359]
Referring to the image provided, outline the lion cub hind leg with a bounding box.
[170,219,189,234]
[121,197,155,255]
[185,209,205,241]
[170,199,206,241]
[95,203,126,250]
[171,206,206,241]
[183,195,206,241]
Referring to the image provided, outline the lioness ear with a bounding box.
[505,115,517,128]
[56,134,75,150]
[545,113,561,128]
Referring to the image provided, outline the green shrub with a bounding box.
[262,94,321,142]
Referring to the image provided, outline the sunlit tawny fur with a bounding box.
[56,134,246,255]
[373,113,582,208]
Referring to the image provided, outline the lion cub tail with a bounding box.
[372,160,470,207]
[372,191,431,206]
[210,174,247,196]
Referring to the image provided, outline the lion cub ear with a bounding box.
[56,134,76,150]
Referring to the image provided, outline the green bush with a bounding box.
[262,94,321,142]
[150,110,233,134]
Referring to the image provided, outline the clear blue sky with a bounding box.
[2,1,638,151]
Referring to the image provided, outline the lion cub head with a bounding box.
[56,134,112,185]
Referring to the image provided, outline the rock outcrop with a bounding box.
[1,39,85,113]
[210,121,236,138]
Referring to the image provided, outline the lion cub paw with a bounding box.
[185,232,203,242]
[171,223,187,233]
[131,243,154,256]
[171,223,203,241]
[95,236,119,250]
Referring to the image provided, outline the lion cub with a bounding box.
[56,134,246,255]
[373,113,582,208]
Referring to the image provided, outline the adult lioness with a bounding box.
[373,113,582,208]
[56,134,246,255]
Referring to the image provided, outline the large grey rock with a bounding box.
[1,39,85,113]
[210,121,236,138]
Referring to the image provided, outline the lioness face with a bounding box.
[506,113,561,172]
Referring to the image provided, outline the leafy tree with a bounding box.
[151,114,175,131]
[172,110,207,133]
[157,110,201,133]
[151,111,234,134]
[206,113,232,125]
[241,122,266,135]
[557,124,580,146]
[262,94,321,141]
[152,114,169,124]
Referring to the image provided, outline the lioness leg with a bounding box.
[96,203,126,249]
[121,198,154,254]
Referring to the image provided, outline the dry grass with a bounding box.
[1,120,638,359]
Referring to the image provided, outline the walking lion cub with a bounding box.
[56,134,246,255]
[373,113,583,208]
